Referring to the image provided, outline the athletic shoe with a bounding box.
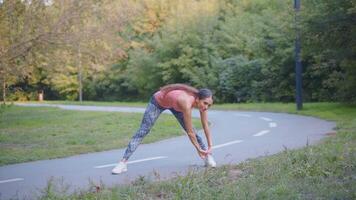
[111,161,127,174]
[204,154,217,168]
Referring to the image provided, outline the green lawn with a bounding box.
[36,102,355,200]
[0,105,201,166]
[21,100,147,107]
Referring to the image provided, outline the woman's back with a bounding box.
[154,90,195,112]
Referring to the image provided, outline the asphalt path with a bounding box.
[0,103,336,199]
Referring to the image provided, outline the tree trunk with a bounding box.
[78,47,83,102]
[2,79,6,105]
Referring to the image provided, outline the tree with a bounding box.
[302,0,356,102]
[0,0,138,102]
[0,0,90,102]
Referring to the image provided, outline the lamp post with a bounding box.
[294,0,303,110]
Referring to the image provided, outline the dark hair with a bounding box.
[197,88,213,100]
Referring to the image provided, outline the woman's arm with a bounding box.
[178,97,208,158]
[200,110,212,151]
[182,107,207,155]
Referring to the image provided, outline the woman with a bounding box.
[112,83,216,174]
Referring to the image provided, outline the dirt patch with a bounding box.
[325,132,337,136]
[227,167,244,181]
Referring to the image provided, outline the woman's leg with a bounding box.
[122,98,165,160]
[169,109,207,150]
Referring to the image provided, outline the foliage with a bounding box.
[302,0,356,102]
[1,0,355,103]
[0,0,138,102]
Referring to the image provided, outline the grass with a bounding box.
[20,100,147,107]
[0,105,202,166]
[35,102,356,200]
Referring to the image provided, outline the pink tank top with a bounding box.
[154,90,195,112]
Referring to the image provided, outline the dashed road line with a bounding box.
[94,156,167,169]
[253,130,270,137]
[260,117,272,121]
[212,140,243,149]
[234,114,252,117]
[127,156,168,164]
[269,122,277,128]
[0,178,24,184]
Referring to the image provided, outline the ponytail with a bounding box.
[159,84,212,100]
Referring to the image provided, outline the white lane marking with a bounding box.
[260,117,272,121]
[0,178,24,184]
[269,122,277,128]
[127,156,167,164]
[212,140,243,149]
[234,114,251,117]
[94,156,167,169]
[253,130,270,137]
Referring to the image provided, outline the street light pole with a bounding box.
[294,0,303,110]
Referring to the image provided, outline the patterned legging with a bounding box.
[122,96,206,160]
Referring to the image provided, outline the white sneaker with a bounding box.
[111,161,127,174]
[204,155,217,168]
